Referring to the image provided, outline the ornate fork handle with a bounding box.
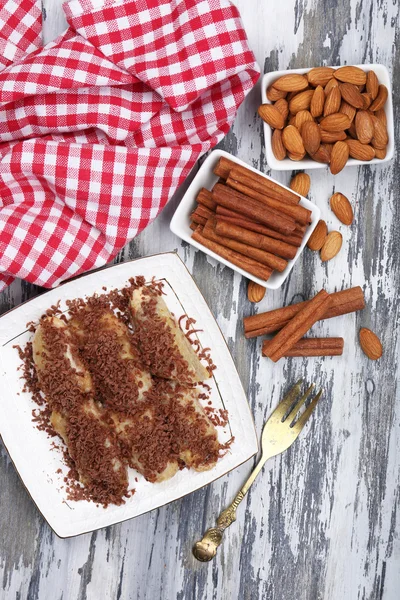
[193,490,245,562]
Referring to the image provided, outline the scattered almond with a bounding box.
[320,231,343,261]
[307,67,335,87]
[258,104,285,129]
[290,173,311,197]
[359,328,382,360]
[320,113,351,131]
[307,219,327,250]
[339,83,364,109]
[334,66,367,86]
[324,86,342,116]
[366,71,379,100]
[273,74,309,92]
[267,86,287,102]
[369,84,388,111]
[248,281,266,303]
[330,141,350,174]
[301,121,321,155]
[271,129,287,160]
[355,110,374,144]
[346,139,376,161]
[330,192,354,225]
[282,125,305,155]
[310,85,325,117]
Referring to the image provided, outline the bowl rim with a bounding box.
[261,63,394,171]
[170,149,321,290]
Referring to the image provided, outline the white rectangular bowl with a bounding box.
[261,64,394,171]
[0,253,258,538]
[170,150,321,290]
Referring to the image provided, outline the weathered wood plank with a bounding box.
[1,1,399,599]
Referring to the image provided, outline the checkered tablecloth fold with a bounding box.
[0,0,259,291]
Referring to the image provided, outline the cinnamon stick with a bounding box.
[227,172,312,225]
[203,218,287,272]
[190,222,197,231]
[215,219,298,260]
[262,290,332,362]
[190,213,207,226]
[213,157,300,205]
[212,184,296,235]
[262,337,344,357]
[244,286,365,338]
[195,204,214,220]
[196,188,217,211]
[191,227,273,281]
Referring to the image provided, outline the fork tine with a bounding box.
[286,383,314,423]
[291,388,323,433]
[271,379,303,422]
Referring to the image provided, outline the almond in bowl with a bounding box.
[260,65,394,172]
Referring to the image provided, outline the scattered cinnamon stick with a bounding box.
[243,286,365,338]
[191,227,273,281]
[215,219,298,260]
[213,157,300,205]
[226,172,312,225]
[212,184,297,235]
[203,218,288,272]
[262,337,344,357]
[262,290,332,362]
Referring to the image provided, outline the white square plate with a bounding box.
[0,253,258,538]
[261,64,394,171]
[170,149,321,290]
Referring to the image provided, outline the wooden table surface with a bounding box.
[1,1,399,599]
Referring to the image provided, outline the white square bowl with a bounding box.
[0,253,258,538]
[170,150,321,290]
[261,64,394,171]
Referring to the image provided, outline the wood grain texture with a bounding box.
[1,1,399,599]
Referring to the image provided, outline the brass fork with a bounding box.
[193,380,323,562]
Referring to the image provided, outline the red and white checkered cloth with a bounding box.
[0,0,259,291]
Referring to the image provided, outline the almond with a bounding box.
[274,98,289,121]
[301,121,321,155]
[355,110,374,144]
[370,116,388,149]
[307,67,335,87]
[248,281,266,303]
[320,129,347,143]
[361,92,372,109]
[287,151,306,161]
[359,328,382,360]
[320,113,351,131]
[273,74,309,92]
[312,144,331,163]
[324,77,339,95]
[330,141,349,174]
[374,108,387,128]
[366,71,379,100]
[320,231,343,261]
[334,66,367,86]
[347,121,357,139]
[369,84,388,111]
[307,219,327,250]
[290,173,311,197]
[330,192,353,225]
[258,104,285,129]
[339,101,356,123]
[282,125,305,155]
[295,110,313,132]
[288,114,297,126]
[310,85,325,117]
[271,129,287,160]
[289,89,314,114]
[324,86,342,116]
[374,147,387,159]
[267,86,287,102]
[346,139,375,161]
[339,83,364,109]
